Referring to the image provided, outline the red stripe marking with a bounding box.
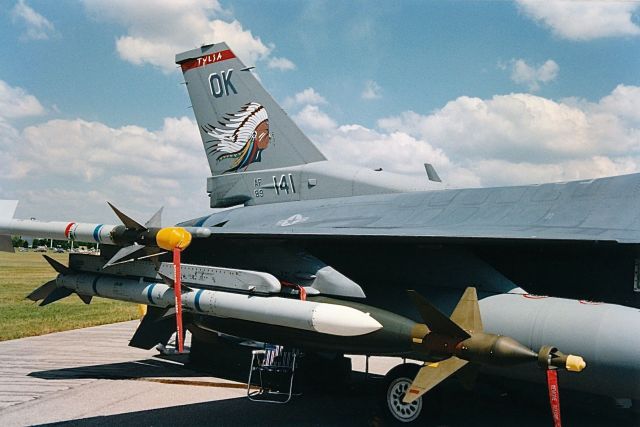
[408,389,420,394]
[64,222,75,239]
[180,49,236,72]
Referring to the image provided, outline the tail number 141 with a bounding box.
[273,174,296,196]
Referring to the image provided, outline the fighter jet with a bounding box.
[1,42,639,424]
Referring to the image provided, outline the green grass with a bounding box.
[0,251,140,341]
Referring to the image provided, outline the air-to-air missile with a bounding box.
[0,202,212,267]
[30,255,383,337]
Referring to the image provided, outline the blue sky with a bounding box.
[1,0,639,224]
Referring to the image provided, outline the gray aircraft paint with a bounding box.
[183,172,640,244]
[176,43,440,208]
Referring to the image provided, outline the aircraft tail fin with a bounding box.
[176,43,326,177]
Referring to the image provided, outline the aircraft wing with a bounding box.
[192,172,640,244]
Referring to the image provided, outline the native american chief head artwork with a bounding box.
[202,102,271,173]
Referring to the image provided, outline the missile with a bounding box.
[402,288,585,405]
[0,201,212,266]
[27,269,383,337]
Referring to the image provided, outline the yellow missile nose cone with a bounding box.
[156,227,192,251]
[566,355,586,372]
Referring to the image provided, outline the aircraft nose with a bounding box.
[480,294,640,400]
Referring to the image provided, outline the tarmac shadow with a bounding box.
[29,356,203,381]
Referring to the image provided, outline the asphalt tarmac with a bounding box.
[0,321,637,426]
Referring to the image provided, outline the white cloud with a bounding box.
[11,0,56,41]
[376,87,640,186]
[0,107,210,224]
[506,59,558,91]
[516,0,640,40]
[283,88,327,109]
[0,80,45,119]
[294,105,336,132]
[267,57,296,71]
[361,80,382,100]
[82,0,283,73]
[286,84,640,188]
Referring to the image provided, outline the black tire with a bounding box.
[381,363,442,425]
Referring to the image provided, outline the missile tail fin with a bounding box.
[107,202,146,231]
[77,293,93,305]
[40,287,73,306]
[26,279,57,302]
[43,255,71,274]
[403,357,468,404]
[129,306,178,350]
[407,290,470,340]
[450,287,483,334]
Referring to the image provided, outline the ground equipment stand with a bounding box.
[247,345,301,403]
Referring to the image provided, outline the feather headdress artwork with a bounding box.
[201,102,270,173]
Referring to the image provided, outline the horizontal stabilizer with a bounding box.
[403,356,468,404]
[129,306,177,350]
[26,279,57,302]
[407,290,470,340]
[40,287,73,306]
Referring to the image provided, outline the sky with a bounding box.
[1,0,639,224]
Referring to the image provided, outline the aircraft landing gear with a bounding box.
[382,363,441,425]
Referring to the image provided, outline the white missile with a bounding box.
[55,273,383,337]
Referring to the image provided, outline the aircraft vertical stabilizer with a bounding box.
[176,43,326,177]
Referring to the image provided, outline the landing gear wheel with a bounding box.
[382,363,440,425]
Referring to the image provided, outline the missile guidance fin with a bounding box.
[40,287,73,306]
[43,255,71,275]
[107,202,146,231]
[77,294,93,305]
[407,290,470,340]
[129,306,178,350]
[403,357,468,404]
[144,207,163,228]
[26,279,57,302]
[449,287,483,334]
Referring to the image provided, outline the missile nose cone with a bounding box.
[311,304,383,336]
[566,355,586,372]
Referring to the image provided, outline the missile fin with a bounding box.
[144,207,163,228]
[129,306,177,350]
[103,244,148,268]
[403,356,468,404]
[43,255,71,274]
[107,202,146,231]
[450,287,483,334]
[26,279,57,302]
[40,287,73,306]
[157,271,192,292]
[407,290,470,340]
[77,293,93,305]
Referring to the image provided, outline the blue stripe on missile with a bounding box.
[92,276,100,296]
[194,289,204,312]
[146,284,156,305]
[93,224,104,242]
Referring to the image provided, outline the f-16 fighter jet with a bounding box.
[1,42,638,424]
